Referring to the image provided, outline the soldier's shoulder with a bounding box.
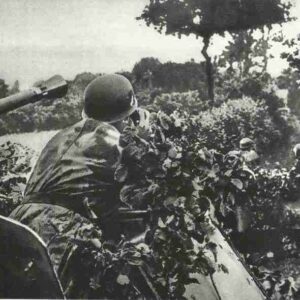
[84,118,120,147]
[51,119,86,139]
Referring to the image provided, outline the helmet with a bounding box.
[224,150,241,164]
[83,74,137,123]
[278,107,290,121]
[130,108,151,129]
[239,137,254,151]
[278,107,290,113]
[293,144,300,158]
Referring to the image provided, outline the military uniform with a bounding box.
[9,118,122,296]
[10,74,138,297]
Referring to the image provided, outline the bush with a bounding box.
[151,92,294,160]
[197,97,287,155]
[0,142,35,215]
[0,115,299,298]
[149,90,210,115]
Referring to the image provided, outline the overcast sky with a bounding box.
[0,0,300,88]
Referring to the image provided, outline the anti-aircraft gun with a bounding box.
[0,75,67,299]
[0,75,68,115]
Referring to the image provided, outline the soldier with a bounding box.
[9,74,138,297]
[239,137,259,169]
[221,141,257,235]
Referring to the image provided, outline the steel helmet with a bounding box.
[239,137,254,151]
[83,74,137,123]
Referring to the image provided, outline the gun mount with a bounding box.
[0,75,68,115]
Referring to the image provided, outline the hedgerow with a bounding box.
[151,91,294,157]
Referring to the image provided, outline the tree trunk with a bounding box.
[201,35,214,103]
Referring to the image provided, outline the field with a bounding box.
[0,131,57,154]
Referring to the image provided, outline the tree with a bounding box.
[281,35,300,74]
[214,28,282,101]
[218,29,274,77]
[277,67,300,115]
[138,0,293,102]
[132,57,161,89]
[0,79,9,99]
[153,61,206,92]
[9,80,20,95]
[277,36,300,116]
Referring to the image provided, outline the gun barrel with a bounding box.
[0,89,41,115]
[0,75,68,115]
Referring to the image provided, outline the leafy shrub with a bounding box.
[152,92,294,159]
[197,97,286,155]
[149,90,210,115]
[0,104,298,298]
[0,142,35,215]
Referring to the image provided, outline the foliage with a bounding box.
[138,0,292,37]
[0,62,205,134]
[151,92,294,158]
[112,113,222,298]
[113,108,299,299]
[0,141,34,216]
[218,27,286,78]
[138,0,293,101]
[0,67,299,299]
[0,73,96,134]
[149,90,209,114]
[132,57,161,90]
[8,80,20,95]
[277,67,300,118]
[0,79,9,99]
[0,113,299,298]
[281,35,300,72]
[133,58,207,94]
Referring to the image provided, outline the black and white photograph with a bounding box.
[0,0,300,299]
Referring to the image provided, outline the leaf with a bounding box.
[198,149,207,161]
[206,242,217,261]
[192,178,202,191]
[158,217,166,228]
[135,243,151,254]
[224,169,233,177]
[116,274,130,286]
[185,277,201,285]
[154,229,167,241]
[114,164,128,183]
[166,215,175,225]
[242,165,256,179]
[123,144,141,161]
[231,178,243,190]
[163,158,172,170]
[227,192,235,205]
[120,185,135,205]
[219,199,226,217]
[218,263,229,274]
[168,147,177,159]
[158,111,170,130]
